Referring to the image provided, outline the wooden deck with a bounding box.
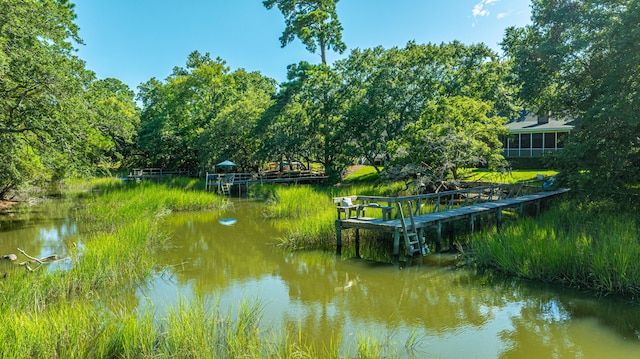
[334,183,570,262]
[205,170,328,195]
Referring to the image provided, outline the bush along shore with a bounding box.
[471,197,640,300]
[0,179,399,358]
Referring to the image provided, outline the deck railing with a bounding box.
[334,181,545,220]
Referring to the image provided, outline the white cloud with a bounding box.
[497,12,509,19]
[472,0,501,17]
[472,3,489,17]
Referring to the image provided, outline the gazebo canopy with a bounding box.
[216,160,237,167]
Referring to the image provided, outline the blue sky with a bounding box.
[74,0,532,92]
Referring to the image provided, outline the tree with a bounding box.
[503,0,640,191]
[137,52,232,170]
[263,0,346,64]
[337,42,516,176]
[0,0,100,196]
[255,62,351,181]
[137,52,276,172]
[387,96,506,192]
[84,78,140,170]
[198,70,276,172]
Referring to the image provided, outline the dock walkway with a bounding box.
[334,183,569,262]
[205,170,328,195]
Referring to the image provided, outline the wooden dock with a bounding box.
[334,183,570,262]
[127,168,192,180]
[205,170,328,195]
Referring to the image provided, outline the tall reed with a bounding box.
[263,183,402,251]
[0,179,414,357]
[472,199,640,298]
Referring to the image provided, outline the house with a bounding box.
[502,112,574,157]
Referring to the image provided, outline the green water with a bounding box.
[2,199,640,358]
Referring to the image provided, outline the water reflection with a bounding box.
[2,199,640,358]
[0,199,77,273]
[149,200,640,358]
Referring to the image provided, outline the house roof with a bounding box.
[504,114,575,133]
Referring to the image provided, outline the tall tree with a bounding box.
[84,78,140,170]
[255,62,350,181]
[0,0,101,196]
[503,0,640,191]
[337,42,516,176]
[263,0,346,64]
[137,52,276,172]
[137,52,231,170]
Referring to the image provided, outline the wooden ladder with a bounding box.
[396,201,425,257]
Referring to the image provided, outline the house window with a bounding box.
[544,133,556,149]
[532,133,543,148]
[520,133,530,150]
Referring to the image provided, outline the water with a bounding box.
[2,199,640,358]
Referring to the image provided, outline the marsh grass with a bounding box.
[1,179,404,358]
[472,199,640,298]
[264,183,402,251]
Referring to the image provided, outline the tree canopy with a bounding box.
[263,0,346,64]
[0,0,559,195]
[0,0,138,198]
[137,51,277,173]
[503,0,640,191]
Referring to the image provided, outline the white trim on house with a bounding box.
[502,113,574,157]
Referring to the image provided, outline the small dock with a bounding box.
[127,168,192,180]
[205,170,328,195]
[334,183,570,262]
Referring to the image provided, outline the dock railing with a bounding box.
[205,170,328,193]
[334,181,544,220]
[129,168,192,179]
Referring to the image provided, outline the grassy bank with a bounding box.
[472,197,640,299]
[257,180,404,251]
[0,178,399,358]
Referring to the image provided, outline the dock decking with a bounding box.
[334,183,570,262]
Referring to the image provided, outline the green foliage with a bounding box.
[504,0,640,192]
[0,1,140,196]
[387,96,507,189]
[263,0,346,64]
[137,52,276,172]
[257,62,352,182]
[473,198,640,298]
[336,42,516,179]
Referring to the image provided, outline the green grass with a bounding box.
[260,182,404,251]
[472,198,640,298]
[461,168,558,183]
[0,179,411,358]
[343,165,382,183]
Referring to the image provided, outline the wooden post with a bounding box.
[418,228,426,255]
[355,229,361,258]
[536,199,541,216]
[335,220,342,256]
[393,229,400,263]
[436,221,442,253]
[469,215,475,234]
[496,208,503,232]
